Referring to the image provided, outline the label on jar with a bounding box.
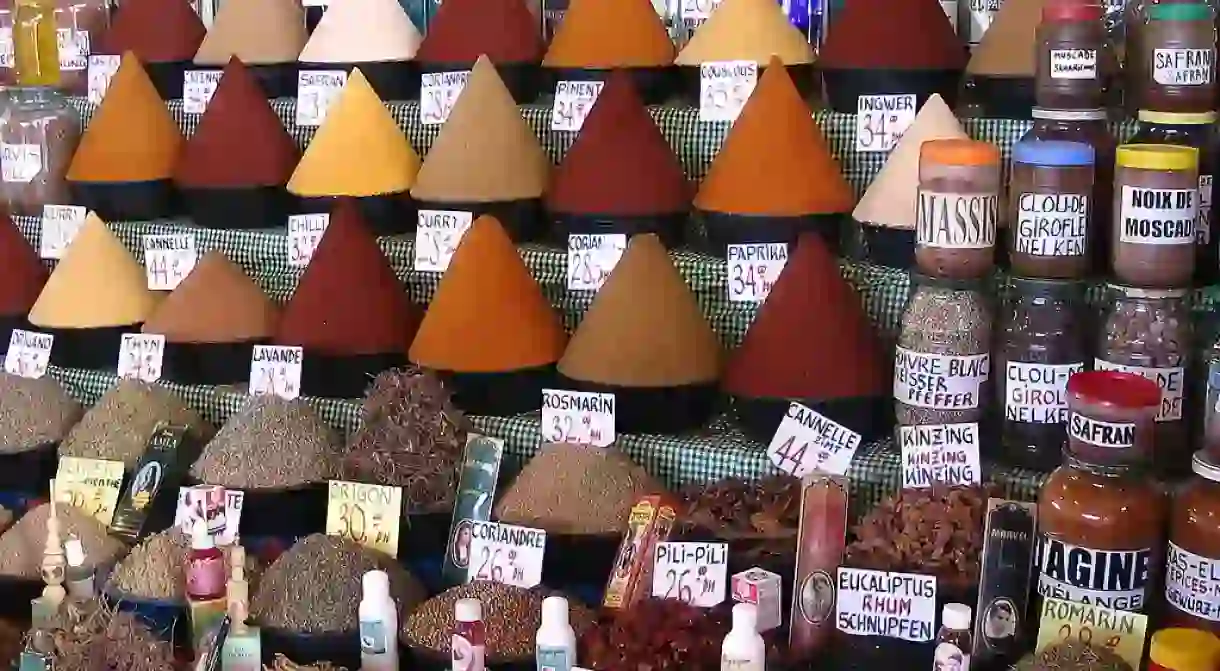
[966,0,1000,46]
[1165,541,1220,621]
[1035,536,1153,612]
[915,190,998,249]
[1068,413,1136,449]
[55,29,87,71]
[1014,193,1088,256]
[1198,174,1213,245]
[0,27,12,69]
[1093,359,1185,422]
[1050,49,1098,80]
[893,348,989,410]
[1117,185,1196,245]
[1153,48,1213,86]
[0,144,42,183]
[1004,361,1084,423]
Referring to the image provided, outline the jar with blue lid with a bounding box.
[1007,138,1096,279]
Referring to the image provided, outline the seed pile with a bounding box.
[1013,640,1134,671]
[0,373,82,451]
[108,528,262,601]
[192,395,340,489]
[59,380,212,468]
[252,534,426,634]
[37,599,176,671]
[494,443,663,535]
[0,503,125,578]
[341,367,468,513]
[402,582,597,662]
[265,654,348,671]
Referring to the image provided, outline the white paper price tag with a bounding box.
[0,28,12,69]
[56,29,87,71]
[540,389,615,447]
[286,213,329,268]
[465,520,546,588]
[766,402,862,477]
[4,329,51,379]
[1,143,42,183]
[295,70,347,127]
[248,345,303,400]
[835,568,937,642]
[726,242,787,302]
[414,209,473,272]
[854,94,917,153]
[142,233,197,291]
[652,542,728,608]
[551,80,604,132]
[897,423,982,489]
[86,54,120,105]
[680,0,722,21]
[420,70,470,126]
[183,69,223,114]
[567,233,626,291]
[39,204,86,260]
[116,333,165,383]
[698,61,757,123]
[174,486,244,546]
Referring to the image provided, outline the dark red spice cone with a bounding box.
[820,0,964,70]
[96,0,207,62]
[0,211,48,316]
[415,0,545,64]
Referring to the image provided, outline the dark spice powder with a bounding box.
[819,0,966,70]
[414,0,545,64]
[96,0,207,62]
[0,212,48,316]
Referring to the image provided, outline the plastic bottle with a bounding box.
[63,537,94,600]
[720,603,765,671]
[358,570,399,671]
[452,598,486,671]
[536,596,577,671]
[934,603,973,671]
[186,519,225,601]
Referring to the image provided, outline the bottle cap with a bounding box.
[190,519,213,551]
[1115,143,1198,171]
[64,537,85,568]
[1137,109,1218,125]
[1150,628,1220,670]
[541,596,570,627]
[1193,451,1220,483]
[1012,139,1095,166]
[941,603,972,631]
[731,603,759,632]
[456,598,482,622]
[1149,2,1212,21]
[1031,107,1107,121]
[1042,2,1103,21]
[1066,370,1162,410]
[362,570,390,597]
[920,138,1001,167]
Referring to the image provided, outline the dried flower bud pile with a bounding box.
[59,380,212,468]
[0,373,82,450]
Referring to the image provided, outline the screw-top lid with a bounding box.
[920,138,1002,167]
[1032,107,1108,121]
[64,537,85,568]
[456,598,482,622]
[1012,138,1095,166]
[1105,282,1190,300]
[731,603,759,632]
[1066,370,1162,410]
[1137,109,1218,125]
[191,518,214,551]
[1150,628,1220,670]
[1149,2,1213,21]
[1194,450,1220,483]
[362,570,390,598]
[941,603,972,631]
[541,596,570,628]
[1042,2,1104,20]
[1116,143,1199,171]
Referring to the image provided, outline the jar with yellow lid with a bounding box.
[1112,143,1199,288]
[1150,628,1220,671]
[915,139,1002,280]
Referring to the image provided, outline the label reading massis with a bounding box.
[915,191,998,249]
[1094,359,1185,422]
[1068,413,1136,449]
[1153,48,1214,86]
[1166,542,1220,621]
[1050,49,1098,79]
[1014,193,1088,256]
[1036,536,1153,612]
[1005,362,1084,424]
[1119,186,1196,245]
[893,348,989,410]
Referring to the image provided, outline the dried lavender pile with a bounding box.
[341,367,467,513]
[35,599,176,671]
[0,503,125,578]
[494,443,662,535]
[1013,640,1133,671]
[402,583,597,662]
[108,528,261,601]
[192,395,340,489]
[59,380,212,468]
[0,373,82,451]
[252,534,425,634]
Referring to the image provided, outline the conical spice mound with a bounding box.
[96,0,207,62]
[543,0,675,68]
[0,212,48,317]
[558,234,722,387]
[297,0,423,64]
[410,215,566,372]
[723,233,888,401]
[414,0,544,64]
[410,56,549,203]
[694,57,853,216]
[819,0,965,70]
[547,70,689,216]
[966,0,1046,76]
[142,250,279,343]
[675,0,815,65]
[194,0,308,65]
[174,57,300,188]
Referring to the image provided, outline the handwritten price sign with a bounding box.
[855,94,917,153]
[698,61,757,123]
[725,242,788,303]
[183,69,222,114]
[551,80,604,132]
[1036,598,1148,671]
[248,345,303,400]
[766,402,862,477]
[116,333,165,383]
[540,389,615,447]
[652,542,728,607]
[680,0,723,21]
[286,213,329,268]
[4,329,52,379]
[295,70,347,127]
[55,457,125,526]
[326,480,403,558]
[143,233,197,291]
[39,204,86,260]
[414,209,473,273]
[466,520,546,588]
[86,54,119,105]
[420,70,470,126]
[567,233,626,291]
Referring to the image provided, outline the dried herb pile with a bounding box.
[0,373,82,451]
[109,528,261,601]
[0,503,125,578]
[59,380,212,468]
[30,599,176,671]
[1013,640,1134,671]
[341,367,468,513]
[0,618,23,668]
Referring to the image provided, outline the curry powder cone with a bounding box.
[558,234,721,434]
[415,0,544,65]
[194,0,307,66]
[96,0,206,62]
[543,0,675,68]
[675,0,815,65]
[0,211,48,319]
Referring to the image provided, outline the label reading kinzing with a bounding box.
[1166,542,1220,621]
[1118,186,1196,245]
[1068,413,1136,449]
[893,348,989,410]
[915,190,998,249]
[1036,536,1153,612]
[1014,193,1088,256]
[1005,362,1084,423]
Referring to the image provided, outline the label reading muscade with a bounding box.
[1014,193,1088,256]
[1050,49,1098,79]
[915,191,998,249]
[1166,542,1220,621]
[1036,536,1153,612]
[1199,175,1213,245]
[1068,413,1136,449]
[1093,359,1185,421]
[1153,48,1214,86]
[1005,362,1084,423]
[893,348,989,410]
[1118,186,1196,245]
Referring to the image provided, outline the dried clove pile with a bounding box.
[581,598,730,671]
[341,367,468,513]
[59,380,212,468]
[1013,640,1134,671]
[192,395,340,490]
[679,475,801,538]
[494,443,663,536]
[108,528,261,602]
[0,503,124,578]
[0,373,82,451]
[33,598,176,671]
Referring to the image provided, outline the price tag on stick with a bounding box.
[540,389,615,447]
[419,70,469,126]
[39,204,85,260]
[567,233,626,291]
[248,345,303,400]
[286,213,329,268]
[465,520,546,588]
[725,243,787,303]
[854,94,917,153]
[54,457,125,526]
[325,480,403,558]
[551,80,604,132]
[652,541,728,607]
[116,333,165,383]
[143,233,198,291]
[767,402,862,477]
[698,61,757,123]
[414,210,473,272]
[295,70,347,127]
[4,329,52,380]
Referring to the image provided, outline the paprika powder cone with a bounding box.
[142,250,280,385]
[193,0,308,98]
[547,70,689,246]
[287,68,421,235]
[694,58,853,254]
[557,234,722,434]
[410,57,549,243]
[965,0,1045,118]
[542,0,677,105]
[414,0,545,103]
[275,199,419,398]
[94,0,207,100]
[409,215,567,416]
[852,94,968,268]
[817,0,966,112]
[0,212,48,349]
[297,0,422,101]
[28,212,157,371]
[723,233,892,444]
[66,52,184,221]
[175,57,301,231]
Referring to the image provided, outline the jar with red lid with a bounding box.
[1134,2,1217,114]
[915,139,1001,279]
[1149,627,1220,669]
[1036,2,1114,109]
[1165,454,1220,635]
[1066,370,1161,466]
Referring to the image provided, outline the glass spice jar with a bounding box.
[999,277,1088,471]
[1035,2,1112,109]
[1008,139,1095,278]
[1202,336,1220,461]
[0,86,79,217]
[1138,3,1217,114]
[1112,143,1199,288]
[1066,370,1162,467]
[915,139,1002,280]
[1164,451,1220,634]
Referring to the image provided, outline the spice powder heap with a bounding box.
[558,233,722,387]
[674,0,815,65]
[0,502,125,577]
[95,0,206,62]
[59,379,212,467]
[410,56,549,203]
[414,0,544,65]
[547,69,689,216]
[142,250,279,343]
[297,0,422,64]
[966,0,1046,77]
[66,53,184,183]
[193,0,308,65]
[174,57,300,189]
[0,211,48,318]
[0,373,82,451]
[543,0,675,68]
[820,0,964,70]
[694,57,853,217]
[276,199,420,355]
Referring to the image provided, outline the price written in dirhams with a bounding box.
[567,233,626,291]
[726,243,787,302]
[420,70,470,126]
[116,333,165,383]
[143,233,198,291]
[767,402,862,477]
[39,204,86,260]
[414,210,473,272]
[680,0,723,22]
[248,345,303,400]
[551,80,604,132]
[699,61,757,123]
[296,70,347,127]
[855,94,917,153]
[286,213,329,268]
[897,423,981,489]
[55,457,125,526]
[4,329,52,380]
[86,55,119,104]
[326,480,403,558]
[466,520,546,588]
[1035,597,1148,671]
[652,542,728,608]
[183,70,222,114]
[540,389,615,447]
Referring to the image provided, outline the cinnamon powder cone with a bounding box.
[143,250,279,343]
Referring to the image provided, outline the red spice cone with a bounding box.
[275,199,420,355]
[174,57,300,188]
[96,0,207,62]
[0,211,47,316]
[415,0,544,64]
[819,0,965,69]
[547,70,689,216]
[722,232,888,401]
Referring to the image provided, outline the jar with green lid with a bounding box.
[1112,143,1199,288]
[1135,2,1217,113]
